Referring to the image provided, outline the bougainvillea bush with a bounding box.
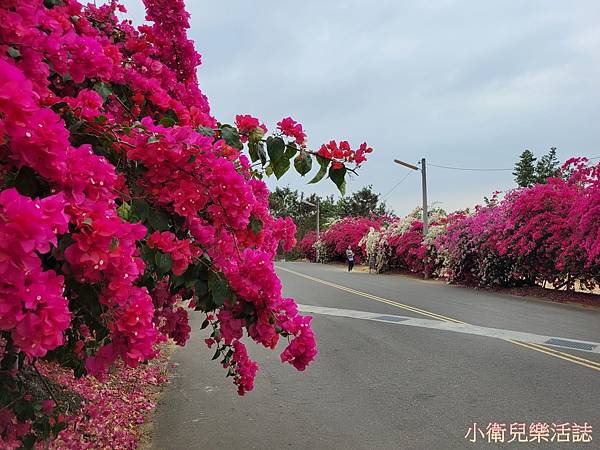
[361,208,446,275]
[316,216,382,263]
[494,159,600,290]
[433,161,600,289]
[337,161,600,290]
[298,230,317,262]
[434,206,519,287]
[0,0,373,447]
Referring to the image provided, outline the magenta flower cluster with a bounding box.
[0,189,70,359]
[298,230,318,262]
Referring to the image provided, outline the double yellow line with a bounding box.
[277,266,600,373]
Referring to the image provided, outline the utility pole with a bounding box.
[394,157,429,278]
[316,198,320,263]
[420,158,428,238]
[302,198,320,263]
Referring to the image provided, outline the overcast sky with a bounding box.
[120,0,600,215]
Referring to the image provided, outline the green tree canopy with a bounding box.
[337,185,389,218]
[514,148,562,187]
[269,185,389,241]
[513,149,537,187]
[268,187,337,239]
[535,147,561,183]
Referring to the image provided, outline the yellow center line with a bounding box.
[277,265,600,373]
[520,341,600,368]
[506,340,600,371]
[277,266,464,323]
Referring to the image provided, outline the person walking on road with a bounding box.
[346,246,355,272]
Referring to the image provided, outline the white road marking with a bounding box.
[298,304,600,354]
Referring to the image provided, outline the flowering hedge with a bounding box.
[0,0,373,447]
[361,209,446,275]
[333,161,600,292]
[298,230,317,262]
[435,161,600,289]
[316,216,382,263]
[435,206,517,286]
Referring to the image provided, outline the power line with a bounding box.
[429,156,600,171]
[428,163,513,172]
[382,170,413,198]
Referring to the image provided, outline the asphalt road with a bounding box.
[152,262,600,450]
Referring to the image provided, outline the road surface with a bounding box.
[152,262,600,449]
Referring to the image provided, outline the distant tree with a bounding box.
[336,185,389,218]
[268,186,298,219]
[298,192,338,237]
[535,147,560,183]
[268,187,337,240]
[513,149,537,187]
[269,186,390,252]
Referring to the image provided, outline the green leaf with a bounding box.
[179,264,203,289]
[50,101,68,113]
[57,234,74,256]
[195,279,209,297]
[248,141,260,163]
[139,245,155,271]
[194,279,211,311]
[7,47,21,59]
[266,136,285,163]
[208,272,231,307]
[220,125,243,150]
[197,126,215,137]
[14,167,39,197]
[147,135,160,144]
[285,142,298,159]
[329,165,347,194]
[309,165,327,184]
[212,348,221,360]
[294,151,312,176]
[317,155,330,168]
[159,116,176,127]
[131,199,150,221]
[117,201,131,220]
[68,119,85,133]
[93,82,112,102]
[94,115,108,124]
[309,155,331,183]
[147,208,170,231]
[223,349,234,365]
[201,318,210,329]
[249,216,263,234]
[163,109,179,124]
[109,237,119,251]
[272,157,290,179]
[155,251,172,274]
